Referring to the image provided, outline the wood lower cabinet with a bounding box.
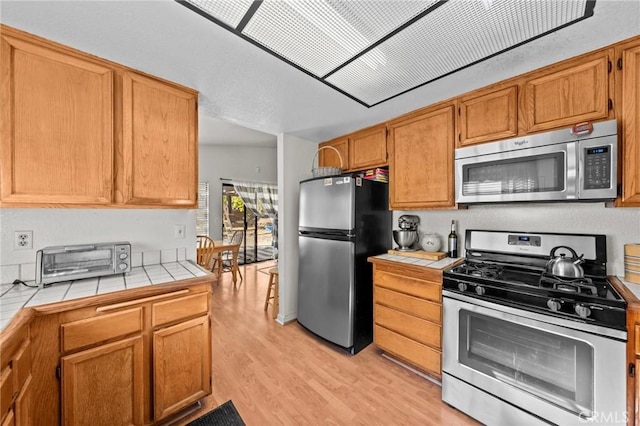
[0,321,31,426]
[153,316,211,420]
[616,38,640,206]
[56,288,211,425]
[388,102,455,209]
[371,260,445,380]
[61,336,144,426]
[458,84,518,147]
[0,24,198,209]
[522,50,613,133]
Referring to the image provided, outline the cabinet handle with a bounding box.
[629,363,635,377]
[56,365,61,380]
[96,289,190,312]
[617,58,623,70]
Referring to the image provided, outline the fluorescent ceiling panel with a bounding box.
[179,0,595,107]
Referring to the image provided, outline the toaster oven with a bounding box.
[36,242,131,287]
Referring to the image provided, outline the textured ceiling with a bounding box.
[0,0,638,145]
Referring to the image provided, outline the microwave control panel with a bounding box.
[583,146,611,190]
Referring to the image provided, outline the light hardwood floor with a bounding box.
[180,261,479,425]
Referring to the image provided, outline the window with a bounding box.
[197,182,209,236]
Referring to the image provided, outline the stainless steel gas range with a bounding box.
[442,230,627,426]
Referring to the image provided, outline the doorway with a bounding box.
[222,184,275,264]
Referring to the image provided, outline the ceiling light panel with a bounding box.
[184,0,254,28]
[242,0,438,78]
[326,0,590,106]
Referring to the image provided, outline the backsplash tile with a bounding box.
[131,252,143,268]
[0,265,19,284]
[20,263,36,282]
[177,247,186,261]
[143,251,161,266]
[161,249,177,263]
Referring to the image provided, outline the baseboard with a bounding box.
[381,353,442,386]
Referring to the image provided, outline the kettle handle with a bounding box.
[549,245,579,259]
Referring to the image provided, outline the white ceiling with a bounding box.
[1,1,639,146]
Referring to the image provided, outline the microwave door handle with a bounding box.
[64,245,97,252]
[566,142,578,198]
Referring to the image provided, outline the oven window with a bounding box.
[459,310,593,417]
[44,249,114,275]
[461,152,564,195]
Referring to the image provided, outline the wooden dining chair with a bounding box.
[222,230,244,281]
[196,235,216,272]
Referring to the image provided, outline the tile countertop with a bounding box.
[369,253,463,270]
[0,261,211,331]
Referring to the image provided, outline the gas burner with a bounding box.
[464,262,504,279]
[539,273,598,296]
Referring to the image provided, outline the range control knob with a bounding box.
[547,299,562,312]
[575,304,591,319]
[119,253,128,260]
[475,286,486,296]
[457,282,468,292]
[118,263,128,270]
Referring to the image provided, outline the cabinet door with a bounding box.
[458,85,518,146]
[61,336,144,426]
[388,103,455,209]
[318,138,348,171]
[153,315,211,421]
[14,376,30,426]
[349,125,387,170]
[0,33,114,205]
[619,42,640,206]
[523,52,611,133]
[122,71,197,207]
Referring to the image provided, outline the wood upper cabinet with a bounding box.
[616,38,640,206]
[319,124,388,172]
[458,85,518,147]
[318,137,349,171]
[0,31,114,205]
[61,336,144,426]
[122,71,198,206]
[522,51,612,133]
[0,25,198,208]
[388,102,455,209]
[348,125,387,170]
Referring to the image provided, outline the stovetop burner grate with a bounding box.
[538,273,598,296]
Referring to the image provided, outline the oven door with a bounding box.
[455,142,576,204]
[442,291,627,425]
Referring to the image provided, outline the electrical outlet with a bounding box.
[14,231,33,250]
[174,224,186,239]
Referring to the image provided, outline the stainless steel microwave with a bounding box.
[36,242,131,287]
[455,120,618,204]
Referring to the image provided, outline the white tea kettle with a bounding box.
[545,246,585,278]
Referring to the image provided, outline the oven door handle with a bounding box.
[442,290,627,341]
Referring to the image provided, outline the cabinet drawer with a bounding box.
[375,270,441,303]
[375,304,441,349]
[374,325,441,377]
[0,367,13,419]
[61,307,143,353]
[11,340,30,393]
[152,292,209,327]
[375,287,441,323]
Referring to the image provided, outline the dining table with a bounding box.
[211,240,241,285]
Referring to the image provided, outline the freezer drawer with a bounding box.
[297,234,355,348]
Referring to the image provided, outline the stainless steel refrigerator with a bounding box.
[297,174,391,354]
